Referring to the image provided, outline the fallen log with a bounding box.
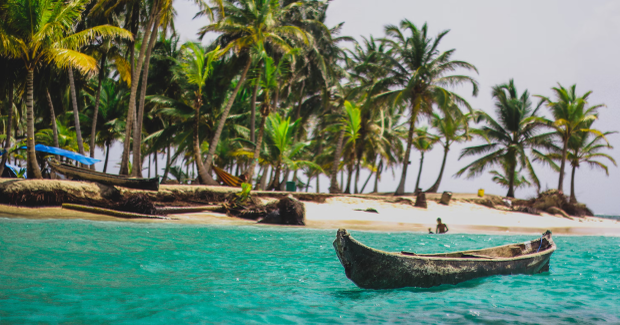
[62,203,168,219]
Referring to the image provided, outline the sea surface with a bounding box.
[1,218,619,324]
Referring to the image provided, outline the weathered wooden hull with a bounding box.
[333,229,555,289]
[50,161,159,191]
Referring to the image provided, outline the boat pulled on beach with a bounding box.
[333,229,555,289]
[49,160,160,191]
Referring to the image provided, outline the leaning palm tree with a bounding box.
[456,80,553,198]
[198,0,310,183]
[174,42,222,184]
[534,120,616,203]
[379,20,479,195]
[536,84,606,193]
[411,126,438,193]
[425,110,473,193]
[0,0,131,178]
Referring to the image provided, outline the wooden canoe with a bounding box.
[333,229,556,289]
[49,160,159,191]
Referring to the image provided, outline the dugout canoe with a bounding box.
[333,229,555,289]
[49,160,159,191]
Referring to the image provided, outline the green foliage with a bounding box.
[235,182,252,204]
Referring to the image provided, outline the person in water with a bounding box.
[435,218,449,234]
[428,228,434,234]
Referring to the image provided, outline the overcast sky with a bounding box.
[103,0,620,215]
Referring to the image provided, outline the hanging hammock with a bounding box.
[212,164,243,187]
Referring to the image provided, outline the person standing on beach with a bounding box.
[436,218,449,234]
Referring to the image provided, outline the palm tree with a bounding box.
[536,84,606,193]
[425,110,473,193]
[490,161,532,192]
[174,42,221,184]
[0,0,131,178]
[457,80,553,198]
[412,126,438,193]
[199,0,310,183]
[341,100,361,193]
[83,78,128,173]
[534,120,617,203]
[379,20,479,195]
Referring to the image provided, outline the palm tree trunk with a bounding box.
[354,161,360,194]
[414,152,425,193]
[295,80,305,120]
[103,142,110,173]
[90,53,107,170]
[68,67,85,156]
[0,81,14,177]
[246,114,266,184]
[25,70,42,179]
[360,169,374,194]
[46,89,59,148]
[329,128,345,193]
[570,165,577,203]
[558,139,569,193]
[270,164,282,191]
[148,152,151,178]
[344,165,353,194]
[316,173,320,193]
[161,144,171,182]
[250,67,261,143]
[155,150,158,178]
[373,160,383,193]
[426,145,449,193]
[195,99,212,184]
[120,11,159,175]
[506,157,516,198]
[132,23,159,177]
[395,107,418,195]
[259,165,269,190]
[204,57,252,178]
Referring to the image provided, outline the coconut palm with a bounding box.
[425,110,473,193]
[536,84,606,193]
[412,126,438,193]
[198,0,310,183]
[490,161,532,192]
[457,80,553,198]
[380,20,479,195]
[534,120,617,203]
[0,0,131,178]
[174,42,221,184]
[341,100,361,193]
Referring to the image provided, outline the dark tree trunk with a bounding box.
[558,138,569,193]
[25,70,42,179]
[132,23,159,177]
[250,67,261,143]
[246,114,266,184]
[329,128,345,193]
[395,99,419,195]
[120,11,158,175]
[414,152,425,193]
[426,145,449,193]
[205,57,252,177]
[155,150,158,178]
[46,89,59,148]
[506,157,516,198]
[90,53,106,170]
[360,169,374,194]
[344,165,353,194]
[0,81,14,177]
[161,144,171,182]
[354,161,360,194]
[373,160,383,193]
[570,164,577,203]
[68,67,85,156]
[103,142,110,173]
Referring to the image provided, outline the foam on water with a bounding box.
[1,217,619,324]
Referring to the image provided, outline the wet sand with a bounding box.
[1,196,619,236]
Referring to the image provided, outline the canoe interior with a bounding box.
[49,160,159,191]
[401,236,553,259]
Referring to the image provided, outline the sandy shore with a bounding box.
[1,196,619,236]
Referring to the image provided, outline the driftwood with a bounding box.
[440,191,452,206]
[414,192,427,208]
[62,203,168,219]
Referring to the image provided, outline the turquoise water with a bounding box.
[1,218,620,324]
